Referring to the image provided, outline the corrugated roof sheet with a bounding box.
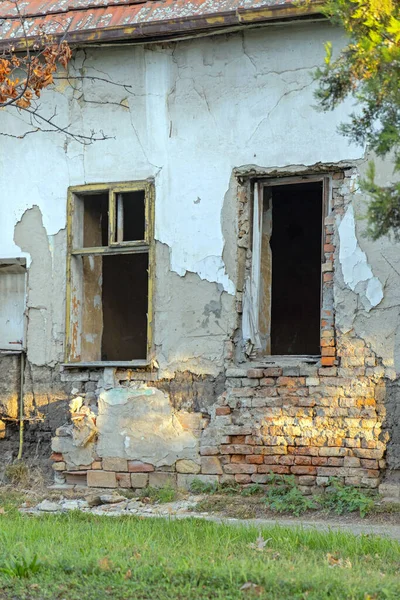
[0,0,323,46]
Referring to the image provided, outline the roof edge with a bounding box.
[5,1,326,49]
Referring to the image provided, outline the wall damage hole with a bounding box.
[116,191,145,242]
[267,181,322,355]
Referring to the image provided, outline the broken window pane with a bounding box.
[82,193,109,248]
[116,191,145,242]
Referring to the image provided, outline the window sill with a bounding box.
[61,360,150,369]
[245,355,320,368]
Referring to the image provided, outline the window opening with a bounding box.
[247,178,324,357]
[66,182,153,365]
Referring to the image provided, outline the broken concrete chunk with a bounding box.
[37,500,62,512]
[99,493,126,504]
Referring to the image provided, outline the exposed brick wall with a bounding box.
[201,337,386,489]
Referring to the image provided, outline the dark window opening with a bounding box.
[83,193,108,247]
[102,254,148,360]
[263,181,322,355]
[116,191,145,242]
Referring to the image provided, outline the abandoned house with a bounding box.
[0,0,399,495]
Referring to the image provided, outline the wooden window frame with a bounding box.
[247,174,330,358]
[64,180,155,368]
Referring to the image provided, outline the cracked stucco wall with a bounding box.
[0,21,399,382]
[0,21,368,376]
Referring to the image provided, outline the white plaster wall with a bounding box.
[1,22,359,276]
[2,20,394,372]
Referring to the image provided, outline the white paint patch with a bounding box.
[338,205,383,311]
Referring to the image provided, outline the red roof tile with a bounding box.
[0,0,323,46]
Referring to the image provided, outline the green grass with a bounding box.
[0,510,399,599]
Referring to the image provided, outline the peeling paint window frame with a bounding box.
[64,180,155,368]
[245,173,331,358]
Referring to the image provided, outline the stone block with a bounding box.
[87,470,116,488]
[379,483,400,498]
[128,461,155,472]
[200,446,219,456]
[0,420,6,439]
[103,458,128,472]
[201,456,223,475]
[130,473,148,488]
[148,472,177,488]
[52,462,66,471]
[226,368,248,378]
[116,473,131,488]
[175,459,201,474]
[92,461,102,470]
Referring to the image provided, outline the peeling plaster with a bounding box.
[338,205,383,311]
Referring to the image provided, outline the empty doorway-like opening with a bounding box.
[255,179,323,356]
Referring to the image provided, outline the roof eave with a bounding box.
[4,2,326,49]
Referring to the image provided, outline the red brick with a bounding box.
[360,459,379,469]
[224,464,257,474]
[231,435,246,444]
[316,467,344,476]
[323,273,333,283]
[278,455,295,465]
[263,455,280,465]
[294,456,312,466]
[221,445,253,454]
[246,455,263,464]
[353,448,384,459]
[235,474,252,484]
[288,446,319,456]
[277,377,305,386]
[259,465,290,475]
[263,367,282,377]
[327,457,344,467]
[260,378,275,386]
[128,461,155,473]
[231,454,246,463]
[247,368,264,379]
[51,453,63,462]
[290,466,317,475]
[312,457,328,466]
[321,357,335,367]
[322,347,336,357]
[324,243,334,253]
[321,338,335,347]
[216,407,231,416]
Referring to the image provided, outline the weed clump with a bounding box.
[320,478,374,518]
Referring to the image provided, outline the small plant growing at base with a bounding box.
[189,479,218,494]
[4,461,29,486]
[241,483,264,496]
[320,478,374,518]
[264,473,317,517]
[0,551,41,578]
[139,485,177,504]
